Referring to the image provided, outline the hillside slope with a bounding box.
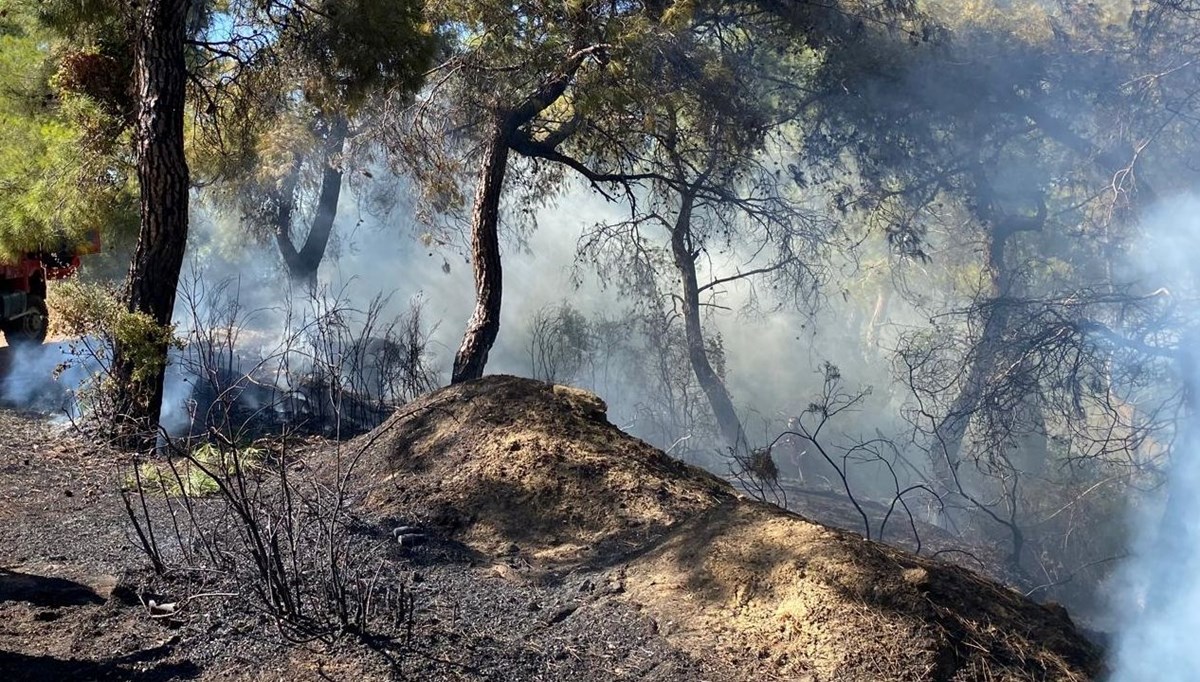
[346,375,1101,682]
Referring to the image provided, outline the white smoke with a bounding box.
[2,168,907,466]
[1110,194,1200,680]
[0,340,92,413]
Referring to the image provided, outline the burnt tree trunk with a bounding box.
[669,191,747,451]
[276,115,348,286]
[928,198,1045,543]
[452,118,510,384]
[112,0,192,441]
[929,224,1016,494]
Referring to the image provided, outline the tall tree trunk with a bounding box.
[928,348,999,493]
[929,226,1015,494]
[1011,395,1048,476]
[669,191,747,451]
[448,46,596,383]
[452,119,510,384]
[111,0,191,441]
[276,115,348,287]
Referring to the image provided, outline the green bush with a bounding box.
[124,442,265,497]
[50,280,183,425]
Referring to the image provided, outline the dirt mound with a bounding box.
[349,375,1101,681]
[349,375,733,561]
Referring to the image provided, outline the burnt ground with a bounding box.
[0,373,1104,681]
[0,409,743,681]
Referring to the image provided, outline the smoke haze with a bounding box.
[1110,194,1200,680]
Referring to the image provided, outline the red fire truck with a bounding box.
[0,235,100,345]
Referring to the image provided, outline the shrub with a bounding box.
[124,442,264,497]
[50,279,182,435]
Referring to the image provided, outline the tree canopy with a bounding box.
[0,4,136,259]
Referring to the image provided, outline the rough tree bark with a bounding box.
[669,190,747,451]
[275,115,348,286]
[450,44,600,383]
[111,0,192,440]
[452,118,510,383]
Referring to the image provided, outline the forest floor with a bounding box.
[0,369,1104,681]
[0,406,740,681]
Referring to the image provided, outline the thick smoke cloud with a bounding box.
[305,179,897,425]
[0,340,90,413]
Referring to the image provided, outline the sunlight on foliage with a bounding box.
[0,6,136,260]
[124,443,265,497]
[51,280,184,414]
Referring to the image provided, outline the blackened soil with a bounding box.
[0,410,740,681]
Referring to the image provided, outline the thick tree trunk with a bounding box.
[112,0,191,441]
[276,116,348,286]
[1011,395,1048,476]
[451,119,510,384]
[669,191,747,451]
[929,355,996,493]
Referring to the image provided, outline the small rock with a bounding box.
[546,604,578,624]
[396,533,428,547]
[148,600,178,616]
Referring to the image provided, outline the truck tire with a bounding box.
[3,295,48,346]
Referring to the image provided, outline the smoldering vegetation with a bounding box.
[0,172,1158,631]
[12,0,1200,677]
